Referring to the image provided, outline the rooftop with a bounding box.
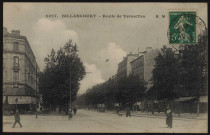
[3,28,37,65]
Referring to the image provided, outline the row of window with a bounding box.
[13,70,36,88]
[13,71,19,82]
[133,69,144,76]
[132,61,144,69]
[12,55,36,87]
[13,42,19,52]
[12,41,35,67]
[13,56,36,77]
[14,56,19,68]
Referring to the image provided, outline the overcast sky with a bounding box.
[3,3,207,94]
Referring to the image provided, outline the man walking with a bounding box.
[68,109,72,120]
[126,107,131,117]
[165,106,173,128]
[12,110,23,128]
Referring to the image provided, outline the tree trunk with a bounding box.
[178,102,181,116]
[132,105,134,112]
[196,96,200,116]
[152,100,154,114]
[170,98,174,112]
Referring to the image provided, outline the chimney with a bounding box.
[11,30,20,35]
[146,47,152,52]
[128,52,133,56]
[3,27,8,35]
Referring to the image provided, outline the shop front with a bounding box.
[3,95,37,114]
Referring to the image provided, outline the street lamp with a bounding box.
[69,62,72,111]
[69,57,92,111]
[15,98,18,110]
[36,93,38,119]
[35,64,38,119]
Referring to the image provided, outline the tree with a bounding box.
[152,30,207,115]
[152,46,180,102]
[117,75,146,109]
[181,31,208,97]
[76,74,146,110]
[39,40,86,110]
[180,30,208,115]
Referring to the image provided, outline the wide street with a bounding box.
[3,109,207,133]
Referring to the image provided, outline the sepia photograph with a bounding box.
[2,2,208,133]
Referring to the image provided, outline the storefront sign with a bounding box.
[8,96,34,104]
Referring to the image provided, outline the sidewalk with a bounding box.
[131,111,208,120]
[88,109,208,120]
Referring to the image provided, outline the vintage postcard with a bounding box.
[3,2,208,133]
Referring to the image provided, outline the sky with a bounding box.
[3,3,207,94]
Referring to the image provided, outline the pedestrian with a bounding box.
[40,106,43,113]
[165,106,173,128]
[59,108,61,114]
[68,109,72,120]
[73,107,77,115]
[12,110,23,128]
[126,107,131,117]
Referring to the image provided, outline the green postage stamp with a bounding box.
[169,12,196,44]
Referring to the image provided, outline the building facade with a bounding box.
[130,47,159,86]
[130,47,159,111]
[3,27,40,113]
[117,52,139,78]
[130,55,144,80]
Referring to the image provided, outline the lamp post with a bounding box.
[36,93,38,119]
[69,58,91,111]
[15,98,18,110]
[35,64,38,119]
[69,62,72,111]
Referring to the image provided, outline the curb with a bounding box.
[131,114,207,120]
[102,111,207,120]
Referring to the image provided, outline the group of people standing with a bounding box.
[11,107,78,128]
[116,107,131,117]
[12,106,173,129]
[116,105,173,128]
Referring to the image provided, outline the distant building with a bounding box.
[117,52,139,78]
[109,74,118,82]
[131,47,159,89]
[130,55,144,80]
[3,27,40,113]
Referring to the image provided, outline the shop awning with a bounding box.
[7,96,36,104]
[3,86,37,96]
[175,97,196,102]
[200,95,208,103]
